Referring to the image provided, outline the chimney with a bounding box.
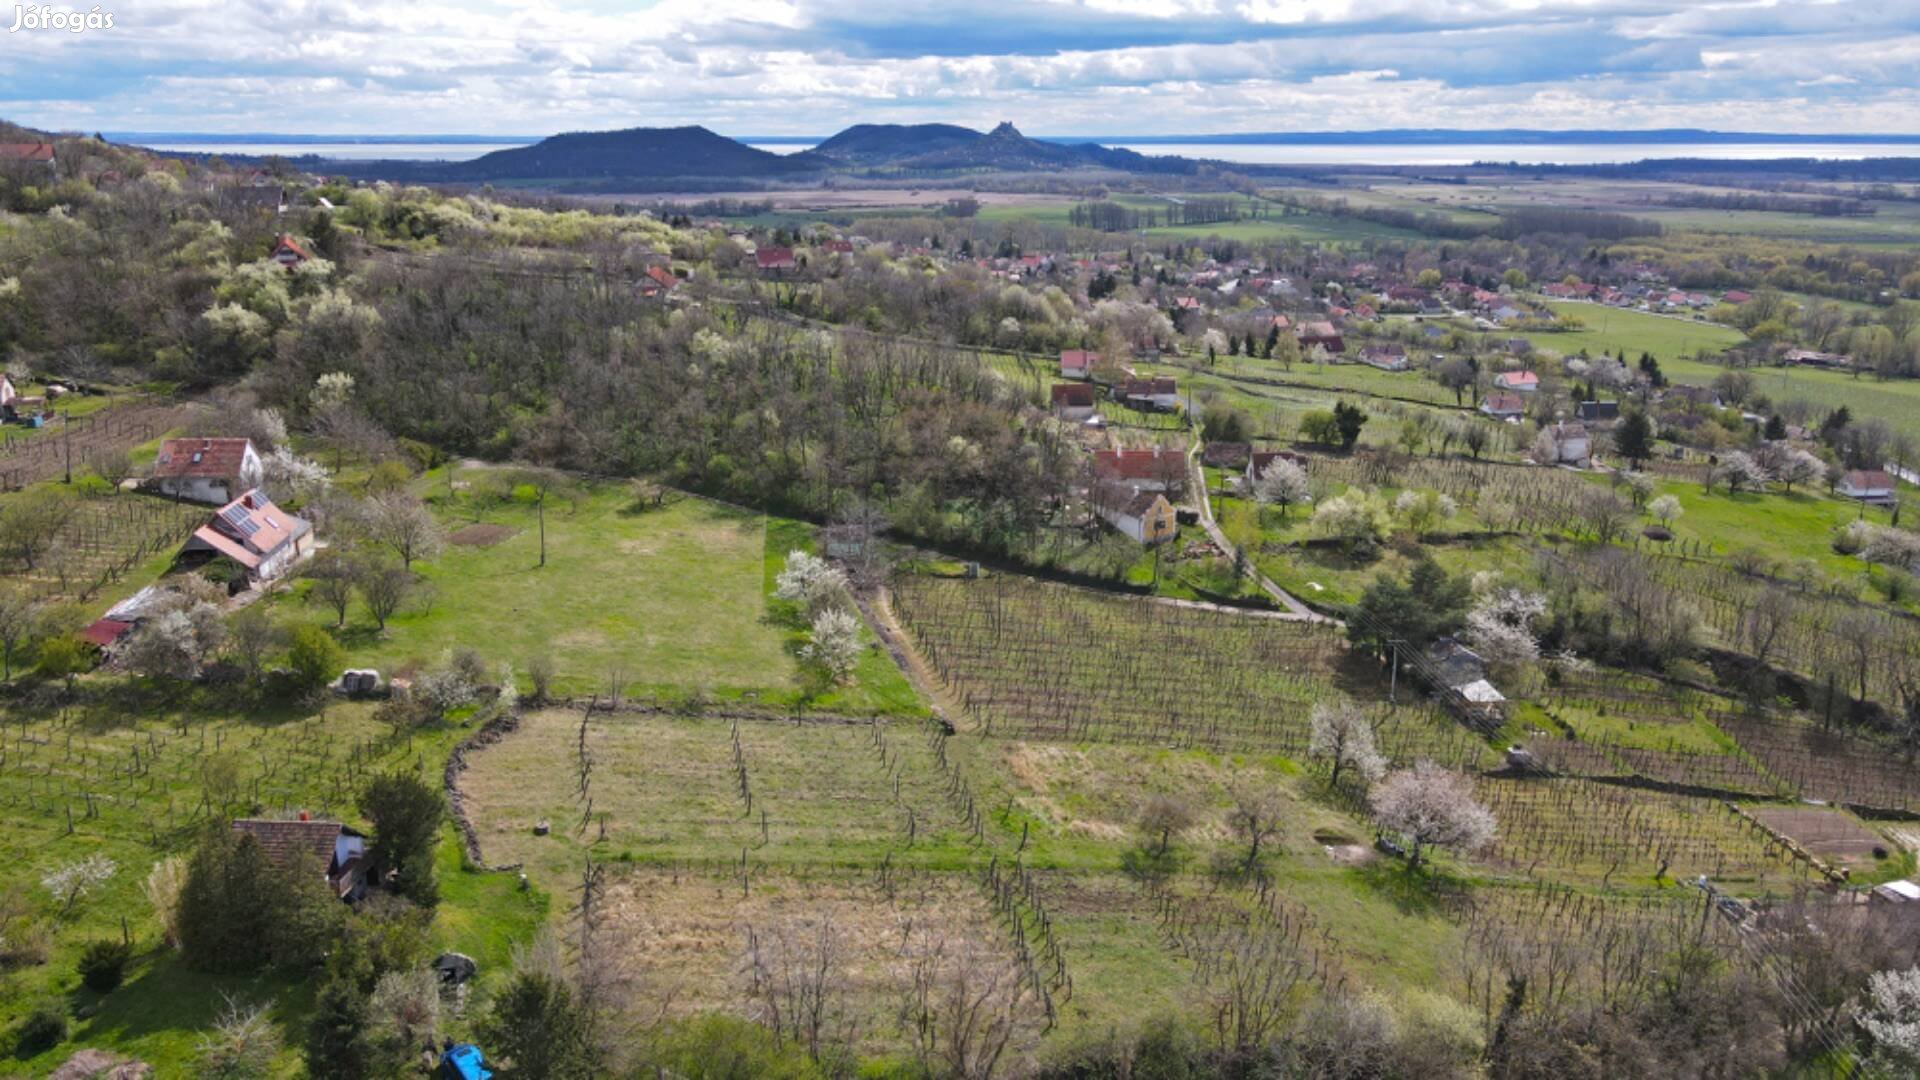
[297,810,310,821]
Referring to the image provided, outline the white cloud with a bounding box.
[0,0,1916,134]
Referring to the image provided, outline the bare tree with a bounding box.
[355,559,415,631]
[304,550,357,627]
[225,605,284,686]
[0,584,39,682]
[739,918,856,1068]
[367,492,442,570]
[1225,783,1288,879]
[898,934,1038,1080]
[514,466,571,569]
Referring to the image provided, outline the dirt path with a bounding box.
[1185,445,1333,623]
[859,586,970,731]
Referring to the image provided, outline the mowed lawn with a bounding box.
[288,478,795,699]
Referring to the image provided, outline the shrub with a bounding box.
[285,624,345,693]
[15,1000,66,1055]
[77,938,132,993]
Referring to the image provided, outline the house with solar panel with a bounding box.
[181,489,314,585]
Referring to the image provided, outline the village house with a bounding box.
[0,142,57,174]
[1358,343,1409,371]
[1494,370,1540,394]
[1050,383,1096,421]
[1297,321,1344,354]
[1059,349,1098,379]
[1546,423,1591,465]
[1246,449,1307,488]
[1784,348,1852,369]
[640,264,680,298]
[1201,442,1251,470]
[1091,481,1177,545]
[1479,392,1527,420]
[271,235,312,269]
[1426,636,1506,724]
[754,246,796,272]
[1118,377,1179,411]
[1093,446,1186,494]
[151,437,264,505]
[181,489,314,585]
[231,817,369,901]
[1574,400,1620,424]
[1838,469,1896,504]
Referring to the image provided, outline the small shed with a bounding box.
[1871,879,1920,905]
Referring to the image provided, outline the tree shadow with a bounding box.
[1346,859,1470,917]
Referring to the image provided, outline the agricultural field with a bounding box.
[0,399,191,492]
[454,702,1475,1052]
[887,572,1492,768]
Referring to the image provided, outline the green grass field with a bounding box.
[275,473,920,713]
[1522,299,1747,364]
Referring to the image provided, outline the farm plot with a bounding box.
[1743,806,1898,878]
[1535,670,1784,797]
[0,401,191,491]
[890,573,1492,766]
[1474,776,1811,892]
[1720,713,1920,813]
[457,708,976,882]
[0,492,206,601]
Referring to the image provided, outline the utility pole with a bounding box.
[1389,640,1400,705]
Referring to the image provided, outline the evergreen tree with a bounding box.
[359,773,446,907]
[1613,409,1656,467]
[478,971,596,1080]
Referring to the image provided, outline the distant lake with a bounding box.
[130,140,532,161]
[128,138,1920,167]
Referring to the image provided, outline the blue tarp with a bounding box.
[440,1044,492,1080]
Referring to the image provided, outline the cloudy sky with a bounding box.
[3,0,1918,136]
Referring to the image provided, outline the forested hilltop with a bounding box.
[2,128,1920,1079]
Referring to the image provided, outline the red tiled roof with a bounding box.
[153,438,254,480]
[645,265,678,289]
[1051,383,1096,407]
[192,489,309,570]
[1844,470,1893,490]
[272,235,312,262]
[1059,349,1099,371]
[1482,392,1526,414]
[1248,450,1306,479]
[79,619,132,649]
[1093,447,1185,483]
[0,143,55,162]
[232,818,342,872]
[755,246,795,269]
[1497,370,1540,388]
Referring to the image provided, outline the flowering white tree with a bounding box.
[1773,447,1826,493]
[1647,494,1683,528]
[1252,458,1310,520]
[1465,588,1548,669]
[1311,491,1391,548]
[1862,526,1920,573]
[1370,762,1495,870]
[1860,967,1920,1072]
[1393,489,1456,537]
[1711,452,1770,494]
[1308,700,1386,788]
[802,608,864,684]
[775,550,849,615]
[44,854,116,917]
[261,446,331,504]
